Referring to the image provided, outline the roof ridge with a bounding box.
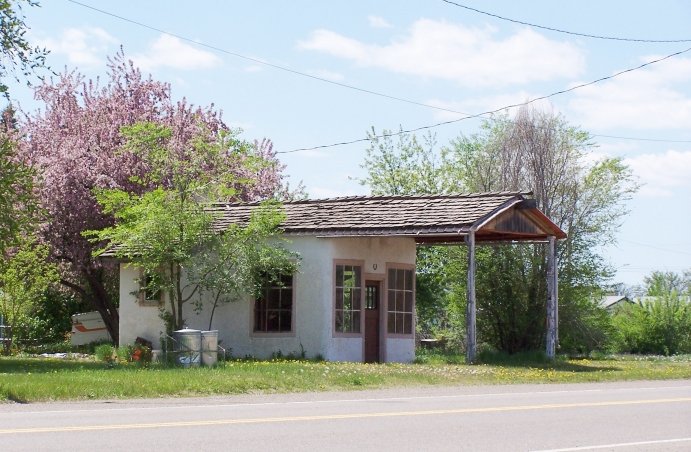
[207,191,532,208]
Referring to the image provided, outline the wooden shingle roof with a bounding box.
[208,192,566,244]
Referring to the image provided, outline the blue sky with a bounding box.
[6,0,691,287]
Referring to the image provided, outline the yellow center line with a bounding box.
[3,397,691,435]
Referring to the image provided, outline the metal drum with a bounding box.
[173,328,201,367]
[201,330,218,366]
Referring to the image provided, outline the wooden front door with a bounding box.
[364,281,381,363]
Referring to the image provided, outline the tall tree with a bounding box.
[88,122,296,332]
[0,0,48,97]
[446,106,636,352]
[358,128,467,342]
[644,270,690,297]
[361,105,637,353]
[0,127,33,255]
[18,52,286,343]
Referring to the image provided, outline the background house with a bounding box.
[599,295,632,312]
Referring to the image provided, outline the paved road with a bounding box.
[2,380,691,451]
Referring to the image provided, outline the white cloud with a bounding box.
[38,27,117,68]
[625,150,691,197]
[132,35,221,71]
[568,56,691,130]
[368,15,392,29]
[298,19,585,87]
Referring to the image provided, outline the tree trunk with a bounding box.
[60,269,120,345]
[84,267,119,345]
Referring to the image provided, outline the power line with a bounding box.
[64,0,691,151]
[440,0,691,43]
[592,134,691,144]
[65,0,475,117]
[619,239,691,257]
[279,46,691,153]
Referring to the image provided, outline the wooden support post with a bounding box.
[554,240,559,349]
[466,231,477,364]
[546,236,557,359]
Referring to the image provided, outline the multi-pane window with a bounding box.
[387,268,414,335]
[335,264,362,333]
[254,273,293,333]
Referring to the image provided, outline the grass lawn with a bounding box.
[1,352,690,403]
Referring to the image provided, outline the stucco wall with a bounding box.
[327,236,416,362]
[119,264,167,349]
[118,235,417,362]
[203,235,335,359]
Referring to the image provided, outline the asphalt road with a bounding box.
[2,380,691,451]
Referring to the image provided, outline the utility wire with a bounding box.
[66,0,691,151]
[620,239,691,257]
[280,46,691,153]
[592,134,691,144]
[440,0,691,43]
[65,0,474,117]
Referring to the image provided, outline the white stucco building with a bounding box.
[116,193,565,363]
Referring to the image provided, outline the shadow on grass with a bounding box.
[415,349,623,373]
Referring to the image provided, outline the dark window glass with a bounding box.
[254,272,293,333]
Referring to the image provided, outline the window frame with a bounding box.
[138,269,163,307]
[385,263,415,337]
[252,271,296,337]
[333,260,365,337]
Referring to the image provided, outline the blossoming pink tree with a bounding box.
[18,51,285,343]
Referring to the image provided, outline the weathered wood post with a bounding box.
[466,231,477,364]
[546,236,557,359]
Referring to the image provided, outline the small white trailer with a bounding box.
[71,311,112,345]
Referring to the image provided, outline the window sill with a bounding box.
[251,332,296,338]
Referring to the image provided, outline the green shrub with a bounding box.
[612,294,691,355]
[94,344,117,364]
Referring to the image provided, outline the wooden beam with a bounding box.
[546,236,557,359]
[466,231,477,364]
[554,240,559,349]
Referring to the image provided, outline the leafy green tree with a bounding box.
[0,0,48,97]
[361,105,637,354]
[0,131,34,256]
[0,237,58,353]
[88,122,297,332]
[361,128,451,195]
[359,129,463,342]
[644,270,690,297]
[22,287,89,344]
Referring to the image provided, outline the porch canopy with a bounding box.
[211,192,566,362]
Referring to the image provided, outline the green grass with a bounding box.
[1,353,690,403]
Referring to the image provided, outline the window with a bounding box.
[138,270,162,306]
[366,285,378,310]
[387,268,414,335]
[335,264,362,333]
[254,272,293,333]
